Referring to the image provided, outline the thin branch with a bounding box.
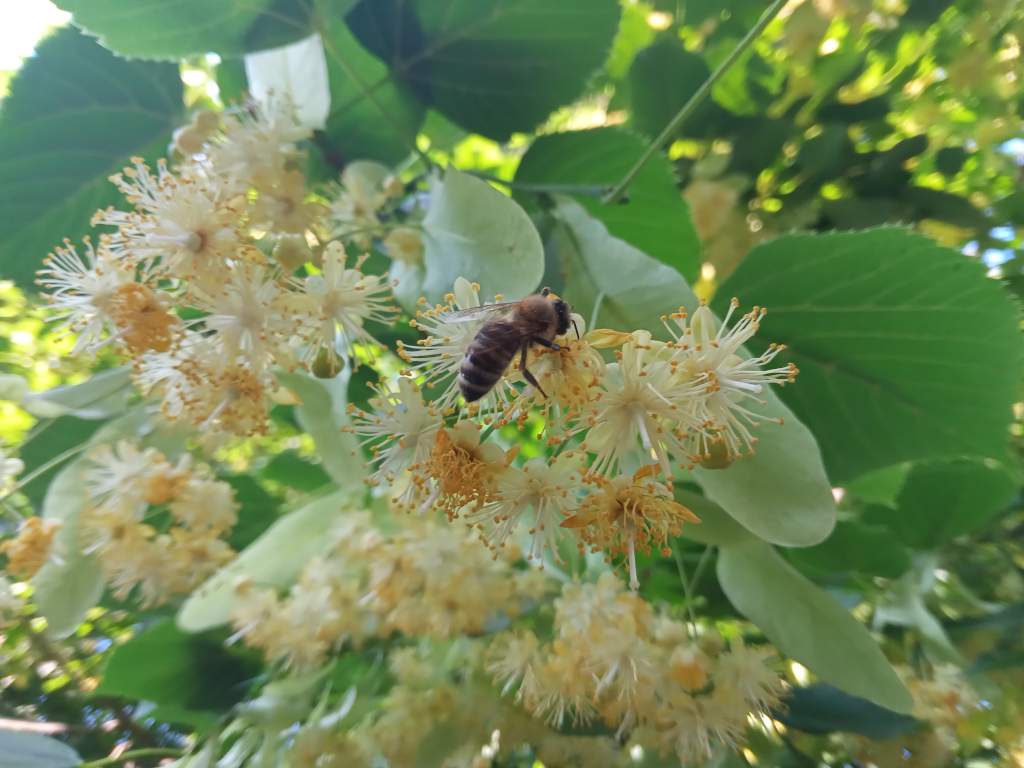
[0,442,89,508]
[81,748,183,768]
[672,545,699,637]
[602,0,787,204]
[465,171,611,199]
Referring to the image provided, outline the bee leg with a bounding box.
[520,344,548,399]
[532,337,561,351]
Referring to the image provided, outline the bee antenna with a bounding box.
[572,319,580,340]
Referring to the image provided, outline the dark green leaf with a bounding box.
[320,15,424,164]
[223,475,284,550]
[797,124,852,181]
[628,41,724,139]
[844,464,910,507]
[787,521,911,579]
[715,228,1022,483]
[96,619,258,731]
[905,187,988,229]
[935,146,969,176]
[347,0,621,140]
[54,0,313,59]
[778,684,919,738]
[718,540,913,712]
[865,460,1017,549]
[515,127,700,281]
[0,26,183,289]
[261,451,331,492]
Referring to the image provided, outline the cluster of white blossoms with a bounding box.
[228,511,550,670]
[352,278,794,587]
[37,99,398,438]
[78,440,238,606]
[488,573,786,764]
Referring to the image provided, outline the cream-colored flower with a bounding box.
[0,448,24,489]
[301,241,397,360]
[36,238,135,355]
[382,226,424,266]
[346,377,440,507]
[168,475,238,534]
[563,466,699,590]
[253,168,326,233]
[330,161,392,241]
[94,158,241,286]
[465,453,584,562]
[83,440,172,509]
[665,300,797,460]
[1,517,61,578]
[414,421,509,519]
[582,332,705,479]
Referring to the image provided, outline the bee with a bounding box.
[444,288,576,403]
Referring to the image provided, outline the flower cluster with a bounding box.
[228,511,550,670]
[487,573,787,764]
[353,278,793,586]
[79,440,238,606]
[37,100,397,438]
[1,516,60,579]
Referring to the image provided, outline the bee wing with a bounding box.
[440,301,520,323]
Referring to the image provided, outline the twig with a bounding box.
[672,545,700,637]
[465,171,612,198]
[602,0,787,204]
[81,748,183,768]
[0,443,89,508]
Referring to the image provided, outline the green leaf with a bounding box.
[415,168,544,305]
[96,619,258,731]
[786,521,911,579]
[675,490,753,547]
[54,0,314,59]
[320,15,424,164]
[715,228,1023,483]
[628,41,726,139]
[0,732,80,768]
[22,367,131,420]
[551,199,835,546]
[0,26,183,289]
[717,540,913,713]
[550,196,694,330]
[223,475,284,550]
[865,460,1017,550]
[845,464,910,507]
[31,461,105,639]
[778,684,919,738]
[347,0,621,140]
[261,451,332,492]
[691,387,837,548]
[177,491,349,632]
[275,371,364,494]
[874,559,964,664]
[515,127,700,281]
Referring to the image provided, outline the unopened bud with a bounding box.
[191,108,220,135]
[312,345,345,379]
[272,234,313,272]
[382,174,405,198]
[383,227,424,266]
[171,126,206,156]
[699,440,736,470]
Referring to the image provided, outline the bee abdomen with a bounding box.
[458,329,517,403]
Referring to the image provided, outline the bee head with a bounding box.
[541,287,572,336]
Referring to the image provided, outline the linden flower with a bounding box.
[505,315,604,429]
[206,97,310,192]
[253,168,326,233]
[399,278,516,413]
[563,466,700,590]
[665,300,798,460]
[36,238,135,354]
[83,440,173,509]
[168,475,239,534]
[1,517,61,578]
[346,378,441,507]
[714,639,786,711]
[194,261,299,374]
[329,160,393,242]
[382,226,424,266]
[487,631,545,704]
[413,421,508,518]
[465,453,584,562]
[134,333,270,436]
[301,241,397,360]
[94,158,240,285]
[582,332,705,479]
[0,448,24,488]
[107,282,180,355]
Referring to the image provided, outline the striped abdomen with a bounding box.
[459,321,519,402]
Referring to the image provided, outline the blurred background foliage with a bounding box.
[1,0,1023,766]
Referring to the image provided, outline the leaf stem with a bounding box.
[601,0,787,204]
[81,748,183,767]
[465,171,611,199]
[0,442,89,509]
[672,545,700,637]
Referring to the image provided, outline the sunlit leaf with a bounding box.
[0,732,80,768]
[718,540,913,713]
[177,491,349,632]
[716,228,1023,483]
[22,367,131,420]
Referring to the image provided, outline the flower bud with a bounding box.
[273,234,313,272]
[312,345,345,379]
[699,439,736,470]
